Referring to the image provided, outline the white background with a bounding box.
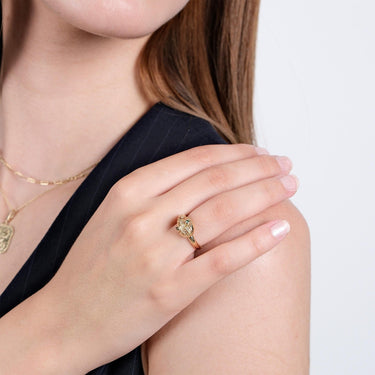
[254,1,375,374]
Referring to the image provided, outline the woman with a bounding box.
[0,0,310,374]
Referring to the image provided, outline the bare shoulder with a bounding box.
[142,199,311,374]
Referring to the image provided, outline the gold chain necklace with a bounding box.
[0,184,63,254]
[0,154,99,185]
[0,155,101,254]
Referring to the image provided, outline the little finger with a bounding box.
[172,219,291,307]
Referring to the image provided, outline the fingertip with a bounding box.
[270,219,290,240]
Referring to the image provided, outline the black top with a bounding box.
[0,101,228,374]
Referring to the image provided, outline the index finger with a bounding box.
[121,144,266,197]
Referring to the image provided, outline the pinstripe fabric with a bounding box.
[0,102,228,374]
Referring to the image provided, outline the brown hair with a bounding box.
[138,0,261,145]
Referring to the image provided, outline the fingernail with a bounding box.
[255,146,269,155]
[280,174,299,192]
[270,220,290,240]
[276,156,293,172]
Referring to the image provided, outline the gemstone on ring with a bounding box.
[175,215,194,238]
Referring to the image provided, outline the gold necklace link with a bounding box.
[0,155,100,186]
[0,152,103,254]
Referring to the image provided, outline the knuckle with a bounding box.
[209,250,233,275]
[257,155,279,175]
[206,165,231,189]
[186,145,216,165]
[109,179,136,204]
[262,179,280,204]
[123,213,151,242]
[138,250,163,274]
[149,280,178,314]
[210,194,234,219]
[247,233,266,258]
[235,143,257,157]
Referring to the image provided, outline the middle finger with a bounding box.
[155,154,292,222]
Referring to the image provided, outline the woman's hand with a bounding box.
[36,143,297,373]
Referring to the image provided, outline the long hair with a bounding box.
[0,1,261,145]
[138,0,261,145]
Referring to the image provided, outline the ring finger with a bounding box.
[164,174,299,264]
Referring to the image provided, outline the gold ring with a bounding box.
[175,214,201,250]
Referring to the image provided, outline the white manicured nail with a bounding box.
[270,220,290,240]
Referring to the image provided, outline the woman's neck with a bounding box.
[0,0,155,180]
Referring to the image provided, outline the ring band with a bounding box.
[175,214,201,250]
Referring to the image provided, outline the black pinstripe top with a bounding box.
[0,101,228,374]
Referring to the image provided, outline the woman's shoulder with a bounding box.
[120,101,230,175]
[144,197,310,374]
[150,102,229,148]
[142,104,311,374]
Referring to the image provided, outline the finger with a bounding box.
[187,174,298,246]
[156,154,292,219]
[118,143,265,197]
[161,174,298,265]
[173,219,290,306]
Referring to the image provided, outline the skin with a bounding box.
[40,0,191,38]
[0,1,311,374]
[0,0,188,294]
[0,145,301,373]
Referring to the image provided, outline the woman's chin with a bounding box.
[41,0,190,39]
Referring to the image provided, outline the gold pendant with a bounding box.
[0,223,14,254]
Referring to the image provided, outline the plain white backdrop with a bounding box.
[254,0,375,374]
